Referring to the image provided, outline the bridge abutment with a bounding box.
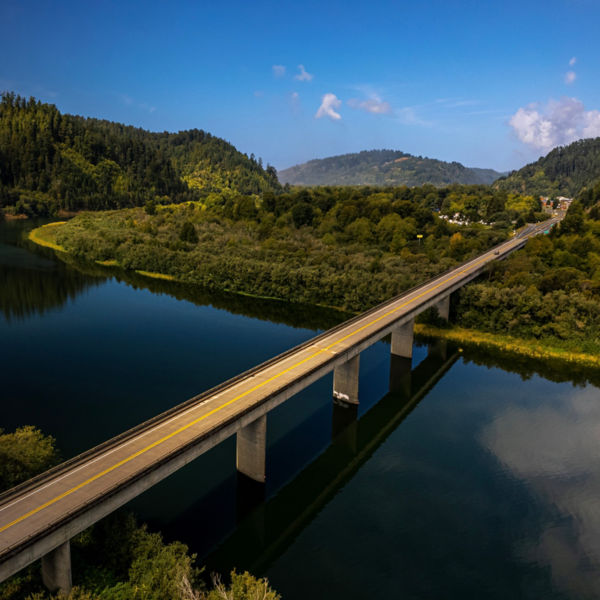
[236,415,267,483]
[41,540,72,596]
[333,354,360,405]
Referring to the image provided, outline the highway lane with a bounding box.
[0,217,559,568]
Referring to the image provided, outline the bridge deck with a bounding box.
[0,218,557,571]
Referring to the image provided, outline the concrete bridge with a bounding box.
[0,218,558,593]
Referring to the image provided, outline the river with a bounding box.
[2,218,600,599]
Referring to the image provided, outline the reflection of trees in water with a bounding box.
[455,343,600,388]
[0,263,101,321]
[62,253,349,332]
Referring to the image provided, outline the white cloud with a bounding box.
[272,65,286,78]
[294,64,313,82]
[565,70,577,85]
[569,56,577,66]
[315,93,342,120]
[347,94,391,115]
[509,97,600,152]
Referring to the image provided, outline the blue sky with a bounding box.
[1,0,599,172]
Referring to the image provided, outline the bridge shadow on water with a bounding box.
[149,340,459,576]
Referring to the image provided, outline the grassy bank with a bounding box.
[27,221,67,251]
[415,323,600,368]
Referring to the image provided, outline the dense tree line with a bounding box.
[496,136,600,198]
[278,149,503,187]
[45,185,541,312]
[0,93,280,217]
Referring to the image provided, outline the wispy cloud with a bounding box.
[395,106,431,126]
[272,65,286,78]
[315,93,341,120]
[289,91,300,113]
[569,56,577,66]
[434,97,479,109]
[347,94,391,115]
[294,64,313,82]
[509,97,600,152]
[117,93,155,113]
[565,71,577,85]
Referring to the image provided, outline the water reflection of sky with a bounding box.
[481,384,600,598]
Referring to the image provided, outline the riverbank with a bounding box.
[27,222,67,252]
[27,222,361,312]
[28,223,600,368]
[414,323,600,368]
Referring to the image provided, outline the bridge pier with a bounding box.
[435,295,450,321]
[333,354,360,405]
[41,541,72,596]
[236,415,267,483]
[390,318,414,359]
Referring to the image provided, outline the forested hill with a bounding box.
[0,93,280,216]
[278,150,504,187]
[495,137,600,198]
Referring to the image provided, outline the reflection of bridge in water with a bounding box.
[209,342,459,575]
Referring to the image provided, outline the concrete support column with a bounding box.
[435,295,450,321]
[236,415,267,483]
[391,319,414,359]
[333,354,360,405]
[41,541,72,596]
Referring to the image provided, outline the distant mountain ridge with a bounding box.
[278,150,505,187]
[495,137,600,198]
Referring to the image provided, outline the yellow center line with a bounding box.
[0,239,522,536]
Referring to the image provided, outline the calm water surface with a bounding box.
[2,219,600,599]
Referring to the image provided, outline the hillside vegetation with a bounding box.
[278,150,504,187]
[34,184,542,313]
[0,93,280,217]
[496,137,600,198]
